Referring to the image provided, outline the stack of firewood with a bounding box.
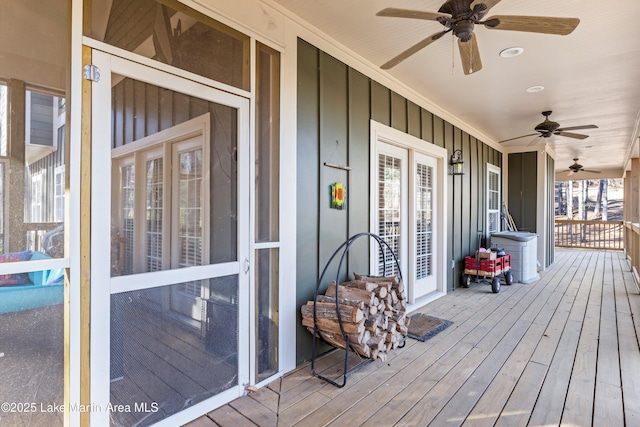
[301,273,410,362]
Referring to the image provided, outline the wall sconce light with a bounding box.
[450,149,464,175]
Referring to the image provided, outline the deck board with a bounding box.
[593,252,624,426]
[615,254,640,425]
[229,395,276,427]
[563,251,607,426]
[465,252,576,427]
[186,249,640,427]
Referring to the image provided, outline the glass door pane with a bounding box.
[92,51,249,427]
[0,85,67,427]
[255,248,278,382]
[416,163,433,280]
[413,153,438,299]
[145,157,164,273]
[108,79,240,426]
[374,141,409,281]
[171,144,205,324]
[488,167,501,233]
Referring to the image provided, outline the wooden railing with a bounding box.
[555,220,624,250]
[625,221,640,284]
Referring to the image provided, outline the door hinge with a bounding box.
[83,64,101,82]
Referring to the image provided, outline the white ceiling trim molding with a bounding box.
[258,0,502,152]
[184,0,287,48]
[555,169,623,182]
[624,109,640,172]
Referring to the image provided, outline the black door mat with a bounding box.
[407,313,453,342]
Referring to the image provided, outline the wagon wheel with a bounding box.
[491,277,501,293]
[461,274,471,288]
[505,271,514,285]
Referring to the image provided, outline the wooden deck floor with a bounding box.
[186,249,640,427]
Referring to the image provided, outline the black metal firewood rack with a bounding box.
[310,232,403,387]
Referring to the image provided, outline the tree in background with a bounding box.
[595,179,608,220]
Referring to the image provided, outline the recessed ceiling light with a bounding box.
[526,85,545,93]
[499,47,524,58]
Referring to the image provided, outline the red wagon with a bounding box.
[462,252,514,293]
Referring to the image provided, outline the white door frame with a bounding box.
[412,151,439,299]
[89,50,251,426]
[370,120,448,310]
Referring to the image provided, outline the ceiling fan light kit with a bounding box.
[499,111,598,145]
[563,158,601,176]
[377,0,580,74]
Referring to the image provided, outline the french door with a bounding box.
[90,51,250,426]
[372,127,443,305]
[413,152,438,298]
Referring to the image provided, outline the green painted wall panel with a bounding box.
[296,41,321,362]
[391,92,407,133]
[546,154,555,267]
[508,152,537,233]
[421,109,434,143]
[522,152,538,233]
[481,143,489,243]
[433,115,444,148]
[371,82,390,126]
[347,69,371,276]
[407,101,421,139]
[461,132,472,257]
[445,122,456,291]
[319,53,349,287]
[470,137,479,250]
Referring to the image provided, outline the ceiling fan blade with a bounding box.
[498,133,538,143]
[557,131,589,139]
[376,8,447,21]
[527,135,542,146]
[458,34,482,75]
[582,169,601,174]
[558,124,598,131]
[471,0,502,12]
[484,15,580,35]
[381,31,447,69]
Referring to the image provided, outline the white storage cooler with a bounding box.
[491,231,539,284]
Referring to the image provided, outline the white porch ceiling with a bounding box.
[270,0,640,179]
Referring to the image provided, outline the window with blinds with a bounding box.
[176,149,203,298]
[111,119,210,280]
[416,163,433,279]
[487,165,501,234]
[120,164,135,275]
[378,153,402,277]
[145,158,164,272]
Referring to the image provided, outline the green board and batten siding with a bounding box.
[547,154,555,267]
[296,39,502,363]
[508,152,538,234]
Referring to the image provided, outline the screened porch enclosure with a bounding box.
[110,278,239,427]
[104,69,243,425]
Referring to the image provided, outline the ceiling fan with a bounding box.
[562,159,601,176]
[499,111,598,145]
[377,0,580,74]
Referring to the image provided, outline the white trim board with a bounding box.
[369,120,448,311]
